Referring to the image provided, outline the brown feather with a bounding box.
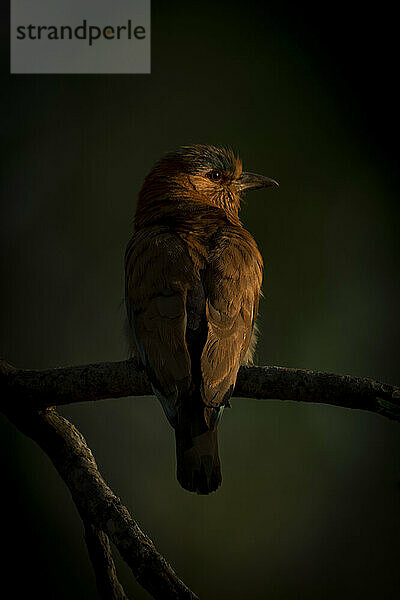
[125,145,271,493]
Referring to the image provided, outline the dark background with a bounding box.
[1,2,399,598]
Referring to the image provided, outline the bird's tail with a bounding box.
[175,427,222,494]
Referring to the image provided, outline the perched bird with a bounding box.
[125,145,278,494]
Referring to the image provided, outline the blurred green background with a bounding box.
[1,2,399,599]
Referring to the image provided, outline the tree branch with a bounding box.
[1,357,399,422]
[82,519,129,600]
[1,360,199,600]
[1,356,399,599]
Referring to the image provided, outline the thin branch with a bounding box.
[1,361,199,600]
[83,519,129,600]
[235,365,400,421]
[1,358,399,422]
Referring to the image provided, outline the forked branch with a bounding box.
[1,360,199,600]
[1,357,399,600]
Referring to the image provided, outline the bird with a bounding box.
[125,145,278,494]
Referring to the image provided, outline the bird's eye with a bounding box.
[207,170,223,182]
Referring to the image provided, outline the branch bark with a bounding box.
[1,356,399,600]
[1,357,399,422]
[83,519,129,600]
[1,360,199,600]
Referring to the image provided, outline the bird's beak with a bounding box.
[235,172,279,193]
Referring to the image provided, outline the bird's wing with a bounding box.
[125,227,197,425]
[201,228,263,414]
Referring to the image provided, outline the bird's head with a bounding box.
[136,145,278,226]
